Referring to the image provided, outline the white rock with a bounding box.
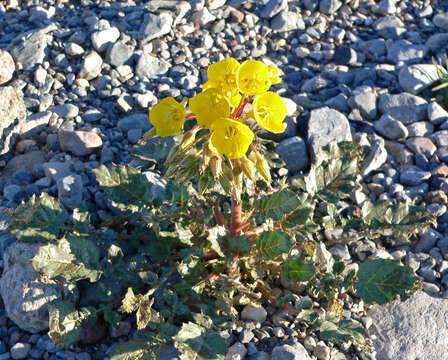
[65,42,85,56]
[0,50,15,85]
[33,66,47,87]
[241,305,267,323]
[91,27,120,52]
[369,291,448,360]
[78,51,103,80]
[398,64,439,94]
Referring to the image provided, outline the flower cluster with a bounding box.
[148,58,286,163]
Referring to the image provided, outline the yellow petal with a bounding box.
[252,91,287,134]
[237,60,271,96]
[268,64,282,85]
[189,88,231,128]
[149,97,186,137]
[207,58,240,93]
[210,118,254,159]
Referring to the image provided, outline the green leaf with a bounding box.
[103,306,121,328]
[93,165,153,212]
[48,300,91,348]
[228,235,252,255]
[319,319,366,346]
[31,236,102,282]
[283,206,313,229]
[282,258,316,282]
[356,259,419,305]
[110,340,156,360]
[132,138,172,163]
[5,193,65,242]
[257,230,293,260]
[256,190,299,222]
[174,322,226,360]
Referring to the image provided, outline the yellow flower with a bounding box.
[252,91,287,133]
[268,64,282,85]
[207,58,240,93]
[237,60,271,95]
[210,118,254,159]
[189,88,230,128]
[149,97,186,137]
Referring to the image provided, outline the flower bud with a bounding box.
[165,144,181,165]
[210,156,222,179]
[180,128,199,150]
[241,156,256,181]
[256,158,271,183]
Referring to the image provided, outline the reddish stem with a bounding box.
[214,201,229,230]
[230,196,243,237]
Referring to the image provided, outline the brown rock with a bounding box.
[425,190,448,205]
[58,129,103,156]
[15,139,37,153]
[406,137,437,157]
[432,163,448,177]
[0,50,15,85]
[1,151,47,179]
[385,141,413,165]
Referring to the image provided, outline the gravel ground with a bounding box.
[0,0,448,359]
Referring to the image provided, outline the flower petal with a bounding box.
[253,92,287,134]
[237,60,271,96]
[149,97,186,137]
[210,118,254,159]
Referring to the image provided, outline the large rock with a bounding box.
[1,151,47,179]
[276,136,309,173]
[0,50,15,85]
[378,93,428,124]
[272,342,312,360]
[138,12,173,42]
[347,85,377,120]
[368,291,448,360]
[307,107,352,157]
[58,129,103,157]
[10,30,49,70]
[0,242,78,333]
[78,51,103,80]
[135,53,170,79]
[386,40,427,65]
[0,87,27,155]
[398,64,439,94]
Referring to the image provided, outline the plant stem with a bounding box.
[230,196,243,237]
[214,201,229,230]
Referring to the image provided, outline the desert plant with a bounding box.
[5,58,435,359]
[432,53,448,107]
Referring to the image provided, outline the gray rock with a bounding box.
[22,111,53,138]
[398,64,438,94]
[372,16,405,39]
[347,86,377,120]
[241,305,267,323]
[227,342,247,360]
[369,291,448,360]
[399,165,431,186]
[415,228,441,253]
[271,10,305,32]
[138,12,173,42]
[378,93,428,124]
[0,50,15,85]
[260,0,288,19]
[57,174,83,209]
[375,0,396,15]
[65,42,85,56]
[387,40,427,65]
[2,151,47,179]
[191,7,216,26]
[51,104,79,119]
[329,244,351,261]
[407,121,433,137]
[0,242,78,333]
[333,46,357,65]
[319,0,342,15]
[106,42,133,67]
[272,343,311,360]
[0,86,27,155]
[43,161,72,182]
[78,51,103,80]
[428,102,448,125]
[359,38,387,57]
[374,114,408,140]
[10,31,49,70]
[425,33,448,51]
[3,184,26,203]
[118,113,151,132]
[91,27,120,53]
[433,12,448,29]
[58,130,102,157]
[307,107,352,157]
[10,342,31,359]
[135,53,170,79]
[82,108,103,123]
[301,75,331,93]
[127,128,142,144]
[361,142,387,176]
[276,136,309,173]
